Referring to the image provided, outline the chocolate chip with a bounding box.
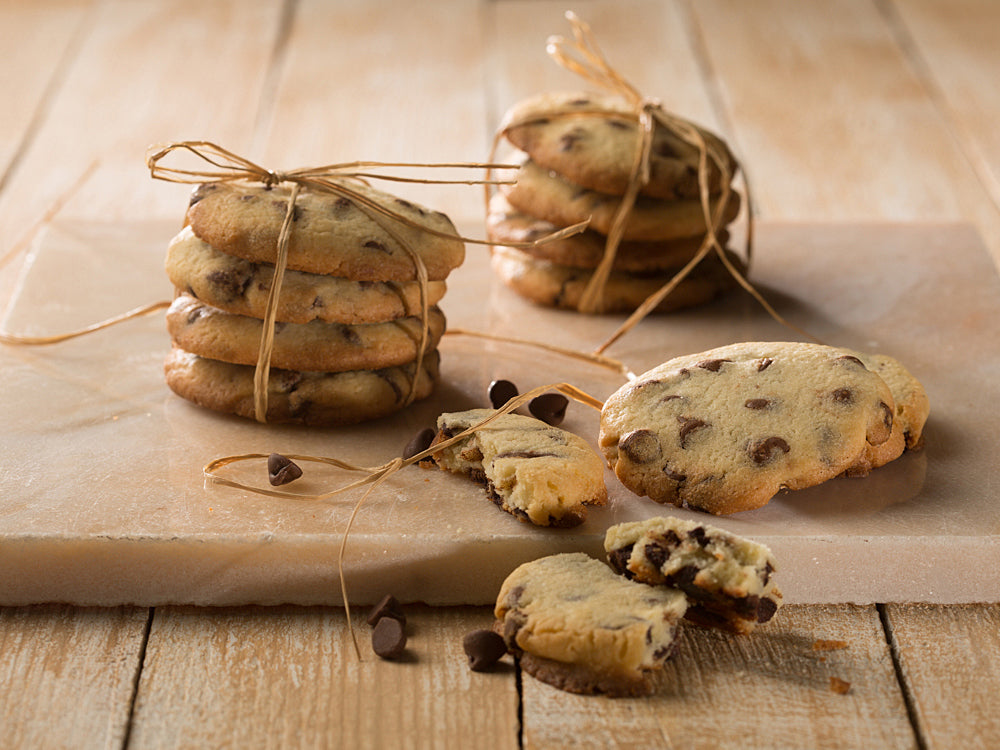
[607,119,631,130]
[494,451,555,459]
[749,436,791,465]
[363,239,390,253]
[488,379,518,409]
[644,542,668,569]
[757,597,778,623]
[403,428,436,462]
[653,140,679,159]
[836,355,866,368]
[756,357,773,372]
[528,393,568,425]
[462,630,507,672]
[371,616,407,660]
[831,387,854,403]
[689,527,710,547]
[678,417,708,448]
[663,464,687,483]
[607,544,634,576]
[569,97,591,106]
[267,453,302,486]
[880,401,894,432]
[188,183,217,206]
[367,594,406,627]
[559,128,586,151]
[745,398,772,410]
[206,269,252,300]
[696,358,731,372]
[619,429,661,464]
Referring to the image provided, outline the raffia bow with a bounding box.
[147,141,587,423]
[490,12,808,353]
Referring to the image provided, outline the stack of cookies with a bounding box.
[488,92,743,313]
[162,180,465,425]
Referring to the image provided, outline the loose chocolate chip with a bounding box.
[488,379,519,409]
[678,417,708,448]
[756,357,774,372]
[696,358,731,372]
[745,398,772,410]
[403,428,436,462]
[619,429,661,464]
[832,388,854,403]
[749,436,791,465]
[463,630,508,672]
[528,393,568,426]
[267,453,302,486]
[367,594,407,627]
[371,616,407,660]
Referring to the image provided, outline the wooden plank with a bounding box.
[521,604,917,749]
[128,605,518,749]
[686,0,1000,265]
[0,605,149,749]
[887,0,1000,240]
[883,603,1000,747]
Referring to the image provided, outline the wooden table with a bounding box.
[2,1,999,747]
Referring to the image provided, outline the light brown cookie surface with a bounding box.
[489,245,739,314]
[501,91,737,200]
[503,158,741,242]
[487,194,725,272]
[186,181,465,281]
[599,342,897,514]
[425,409,606,528]
[164,347,439,426]
[166,293,446,373]
[495,553,688,696]
[166,227,447,325]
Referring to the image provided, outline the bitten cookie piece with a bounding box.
[166,226,447,325]
[605,517,782,634]
[501,91,736,200]
[495,553,688,696]
[186,181,465,281]
[599,342,897,514]
[424,409,606,527]
[503,158,741,242]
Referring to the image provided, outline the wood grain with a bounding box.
[0,605,148,749]
[884,603,1000,748]
[128,605,518,749]
[521,604,918,750]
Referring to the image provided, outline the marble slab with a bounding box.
[1,218,998,606]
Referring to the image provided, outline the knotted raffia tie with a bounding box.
[145,141,587,423]
[490,12,812,353]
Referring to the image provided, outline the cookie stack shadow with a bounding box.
[162,180,465,425]
[488,92,744,314]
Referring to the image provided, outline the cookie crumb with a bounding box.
[829,676,851,694]
[812,639,849,652]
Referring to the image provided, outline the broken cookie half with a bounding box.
[421,408,606,527]
[605,516,783,634]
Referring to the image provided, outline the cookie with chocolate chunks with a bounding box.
[166,226,448,325]
[186,181,464,281]
[605,517,783,634]
[164,347,439,426]
[423,409,606,527]
[166,293,446,373]
[495,553,687,696]
[501,91,737,201]
[599,342,897,514]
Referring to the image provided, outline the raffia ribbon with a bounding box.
[146,141,588,423]
[491,12,812,352]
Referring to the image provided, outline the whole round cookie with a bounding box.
[599,342,897,514]
[503,158,741,242]
[164,347,440,426]
[166,226,447,325]
[424,408,607,528]
[487,194,727,272]
[186,181,465,281]
[490,245,739,314]
[166,293,446,373]
[501,91,737,200]
[495,553,688,696]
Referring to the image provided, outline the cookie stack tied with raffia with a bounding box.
[152,143,465,426]
[488,13,749,322]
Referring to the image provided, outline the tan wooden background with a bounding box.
[2,1,999,747]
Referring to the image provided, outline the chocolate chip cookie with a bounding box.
[166,226,447,325]
[423,408,606,527]
[500,91,737,200]
[605,517,782,634]
[599,342,897,514]
[495,553,688,696]
[166,293,446,372]
[186,181,465,281]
